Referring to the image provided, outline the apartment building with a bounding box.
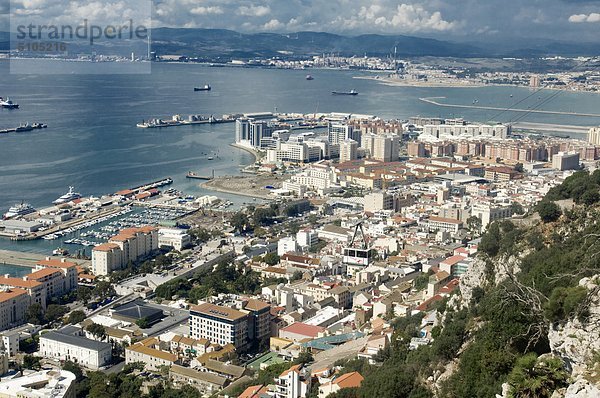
[92,226,158,276]
[0,289,31,332]
[275,364,311,398]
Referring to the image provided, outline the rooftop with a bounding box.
[190,303,247,322]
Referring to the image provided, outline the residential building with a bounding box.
[328,124,359,145]
[275,364,311,398]
[125,340,178,372]
[0,288,31,332]
[92,226,158,276]
[339,139,358,163]
[552,152,580,171]
[318,372,364,398]
[423,216,463,234]
[170,364,227,394]
[278,237,298,256]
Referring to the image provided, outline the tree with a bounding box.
[23,354,41,370]
[231,212,250,233]
[189,227,211,243]
[46,304,68,323]
[26,303,45,325]
[263,252,281,266]
[536,201,561,223]
[480,222,501,257]
[507,354,568,398]
[76,286,93,304]
[581,189,600,206]
[62,360,84,381]
[466,216,482,234]
[136,317,150,329]
[86,323,106,340]
[92,281,115,300]
[510,202,525,215]
[514,163,524,173]
[293,351,314,366]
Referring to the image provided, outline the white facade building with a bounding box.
[158,228,191,251]
[39,328,112,370]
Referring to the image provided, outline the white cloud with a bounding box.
[237,5,271,17]
[190,6,223,15]
[569,12,600,23]
[262,18,284,30]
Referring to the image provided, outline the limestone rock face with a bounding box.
[548,277,600,398]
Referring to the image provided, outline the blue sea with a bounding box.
[1,59,600,257]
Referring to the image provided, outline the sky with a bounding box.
[5,0,600,42]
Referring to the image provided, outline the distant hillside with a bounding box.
[150,28,483,59]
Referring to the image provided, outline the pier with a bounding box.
[186,170,215,181]
[0,123,47,134]
[137,115,235,129]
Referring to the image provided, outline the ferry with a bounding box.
[194,84,211,91]
[0,97,19,109]
[53,187,82,205]
[332,90,358,96]
[3,202,36,219]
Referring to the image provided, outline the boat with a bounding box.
[53,187,82,205]
[3,202,36,219]
[52,247,69,256]
[306,75,314,81]
[0,97,19,109]
[207,156,214,161]
[332,90,358,96]
[194,84,211,91]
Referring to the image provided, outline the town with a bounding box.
[0,108,597,397]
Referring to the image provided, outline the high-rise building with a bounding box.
[235,118,250,143]
[328,124,359,145]
[339,139,358,163]
[588,127,600,146]
[552,152,580,171]
[249,120,273,148]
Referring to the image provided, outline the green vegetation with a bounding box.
[155,260,262,302]
[507,353,568,398]
[86,323,106,340]
[536,201,562,223]
[68,310,87,324]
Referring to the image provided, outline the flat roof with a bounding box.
[191,303,248,322]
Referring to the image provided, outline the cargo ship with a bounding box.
[332,90,358,96]
[3,202,36,219]
[53,187,82,205]
[194,84,211,91]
